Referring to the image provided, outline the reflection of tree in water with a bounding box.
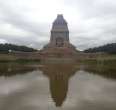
[0,63,37,76]
[83,64,116,80]
[39,63,79,107]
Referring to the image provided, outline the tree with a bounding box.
[0,43,37,53]
[84,43,116,54]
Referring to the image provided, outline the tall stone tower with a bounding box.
[42,14,77,56]
[50,14,69,47]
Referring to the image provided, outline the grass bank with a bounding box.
[0,53,41,63]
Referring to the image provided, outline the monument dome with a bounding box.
[52,14,68,32]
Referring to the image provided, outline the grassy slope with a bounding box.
[0,54,40,62]
[0,53,116,63]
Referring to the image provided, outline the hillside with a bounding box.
[0,43,37,53]
[84,43,116,54]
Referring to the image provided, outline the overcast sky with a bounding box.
[0,0,116,50]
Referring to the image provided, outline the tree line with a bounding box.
[0,43,37,53]
[84,43,116,54]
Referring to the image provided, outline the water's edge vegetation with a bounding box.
[0,53,116,80]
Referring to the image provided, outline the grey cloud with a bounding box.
[0,1,50,36]
[65,0,116,18]
[0,7,49,36]
[0,1,50,49]
[0,34,48,49]
[0,0,116,50]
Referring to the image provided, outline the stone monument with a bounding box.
[41,14,77,57]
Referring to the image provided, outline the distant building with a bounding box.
[41,14,78,57]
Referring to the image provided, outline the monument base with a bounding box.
[40,44,78,58]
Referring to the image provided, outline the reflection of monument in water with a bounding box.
[39,64,79,107]
[41,14,77,57]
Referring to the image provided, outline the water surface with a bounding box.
[0,63,116,110]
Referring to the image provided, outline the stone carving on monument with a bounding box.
[41,14,78,57]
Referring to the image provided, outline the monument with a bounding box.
[41,14,77,57]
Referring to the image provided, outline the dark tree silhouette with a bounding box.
[0,43,37,53]
[84,43,116,54]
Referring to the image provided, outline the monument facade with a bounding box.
[41,14,77,57]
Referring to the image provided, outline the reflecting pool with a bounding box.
[0,63,116,110]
